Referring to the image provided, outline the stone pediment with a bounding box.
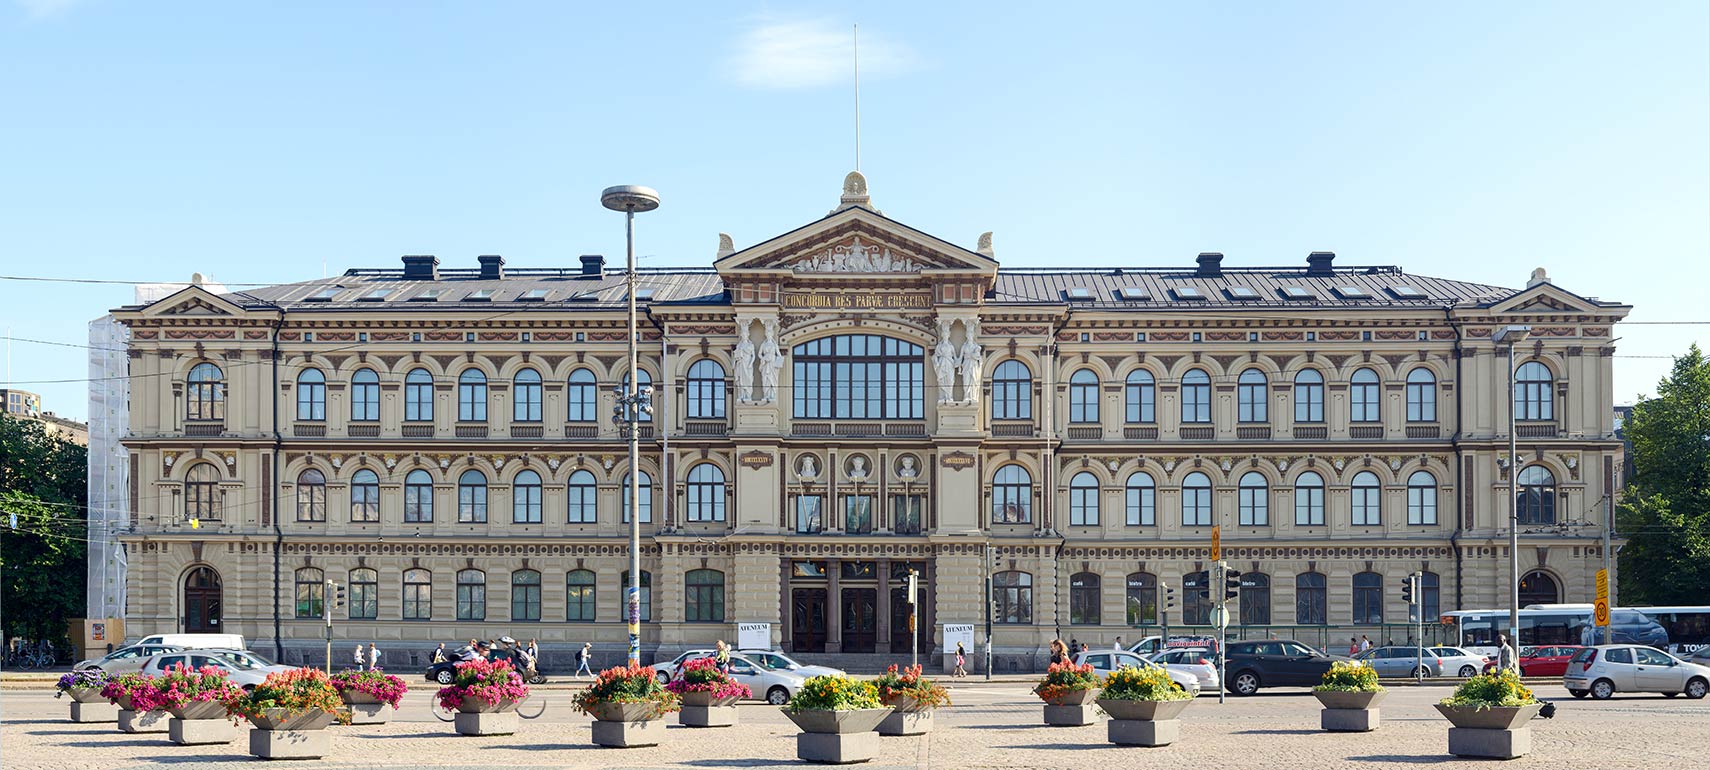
[138,285,246,318]
[715,205,997,280]
[1483,283,1609,316]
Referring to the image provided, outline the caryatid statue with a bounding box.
[958,320,984,404]
[731,329,757,404]
[758,319,784,404]
[932,319,959,405]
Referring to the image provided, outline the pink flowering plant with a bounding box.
[225,668,349,725]
[664,657,753,700]
[101,672,168,711]
[154,662,246,712]
[434,657,530,711]
[331,669,409,709]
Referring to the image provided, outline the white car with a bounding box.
[1429,647,1489,678]
[1148,647,1220,691]
[1564,644,1710,700]
[649,649,716,682]
[74,644,185,675]
[1072,650,1201,696]
[140,649,292,688]
[738,649,844,679]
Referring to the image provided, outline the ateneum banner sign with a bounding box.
[943,624,976,652]
[738,623,771,651]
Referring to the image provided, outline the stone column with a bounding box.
[876,559,892,655]
[826,560,842,653]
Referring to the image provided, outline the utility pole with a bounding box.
[323,579,333,676]
[1404,572,1422,683]
[983,544,993,681]
[1604,488,1615,646]
[908,569,919,671]
[1494,324,1531,672]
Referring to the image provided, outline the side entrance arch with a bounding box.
[184,566,223,632]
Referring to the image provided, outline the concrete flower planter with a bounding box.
[1041,688,1101,727]
[457,697,523,714]
[168,701,229,720]
[454,696,524,735]
[248,708,337,760]
[679,692,739,728]
[70,700,119,723]
[1098,698,1191,747]
[1436,703,1543,760]
[117,709,168,733]
[876,695,937,736]
[69,688,109,704]
[589,700,673,747]
[784,708,892,764]
[167,700,238,745]
[340,690,394,725]
[679,691,740,708]
[1315,690,1387,732]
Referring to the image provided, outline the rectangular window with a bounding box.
[1352,486,1381,526]
[796,495,823,534]
[1408,485,1437,525]
[294,581,324,619]
[1408,383,1436,422]
[1070,484,1099,526]
[456,582,485,621]
[1182,487,1211,527]
[404,484,433,523]
[1351,383,1380,422]
[566,575,596,622]
[1126,484,1155,526]
[402,582,430,620]
[1239,486,1268,526]
[891,494,923,535]
[1295,486,1324,526]
[350,581,378,620]
[459,485,487,523]
[844,495,873,534]
[512,484,542,524]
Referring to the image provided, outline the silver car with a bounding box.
[141,649,293,688]
[74,644,184,675]
[1356,646,1441,678]
[1429,646,1489,678]
[1072,650,1201,696]
[649,649,716,682]
[739,649,844,679]
[1147,648,1221,691]
[650,650,809,705]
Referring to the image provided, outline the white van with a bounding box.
[134,633,246,650]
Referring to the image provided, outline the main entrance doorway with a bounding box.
[791,588,827,653]
[183,566,223,633]
[841,588,877,653]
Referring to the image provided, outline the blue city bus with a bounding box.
[1439,606,1671,658]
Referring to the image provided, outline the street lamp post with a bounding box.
[1493,324,1531,671]
[602,185,660,668]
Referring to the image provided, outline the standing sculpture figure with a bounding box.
[732,330,757,404]
[958,321,984,404]
[932,320,959,405]
[758,319,783,404]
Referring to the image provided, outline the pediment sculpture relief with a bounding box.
[791,236,921,274]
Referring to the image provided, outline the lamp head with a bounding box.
[601,185,661,213]
[1492,325,1533,344]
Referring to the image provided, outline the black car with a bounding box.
[1223,639,1352,695]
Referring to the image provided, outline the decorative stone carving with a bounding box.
[732,330,757,404]
[958,321,984,405]
[547,456,561,471]
[382,455,398,470]
[797,455,819,480]
[716,233,736,259]
[940,452,976,470]
[792,236,919,274]
[757,319,783,404]
[932,320,958,405]
[739,451,774,470]
[846,455,869,481]
[895,455,919,479]
[977,231,994,257]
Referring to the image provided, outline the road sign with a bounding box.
[1595,568,1609,603]
[1594,598,1610,627]
[1211,526,1221,560]
[1209,605,1229,630]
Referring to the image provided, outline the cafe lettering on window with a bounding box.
[782,292,933,309]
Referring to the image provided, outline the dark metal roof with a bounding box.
[222,268,729,311]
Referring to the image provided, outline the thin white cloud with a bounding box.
[16,0,79,18]
[729,18,915,90]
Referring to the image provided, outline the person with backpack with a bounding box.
[430,643,447,664]
[575,642,594,679]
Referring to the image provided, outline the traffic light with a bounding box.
[334,582,348,610]
[1163,582,1177,612]
[1401,574,1415,605]
[1224,568,1243,603]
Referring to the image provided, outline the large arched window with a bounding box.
[1239,573,1272,625]
[294,567,324,619]
[512,470,542,524]
[1296,572,1327,625]
[687,359,727,419]
[1068,369,1099,423]
[458,369,488,422]
[566,569,596,622]
[1183,570,1211,625]
[1350,368,1380,423]
[1125,471,1156,526]
[1520,571,1559,607]
[1293,369,1324,423]
[621,370,653,423]
[685,569,726,622]
[513,368,542,422]
[1406,368,1437,422]
[1125,369,1156,423]
[566,470,597,523]
[402,568,431,620]
[349,567,378,620]
[1181,472,1212,526]
[1514,361,1554,421]
[404,368,433,422]
[1294,471,1325,526]
[1517,466,1556,525]
[296,469,326,522]
[511,569,542,621]
[621,570,653,622]
[404,469,433,523]
[184,463,221,522]
[1353,572,1383,624]
[792,334,924,420]
[566,368,597,422]
[456,569,486,621]
[350,369,380,422]
[992,360,1032,420]
[186,363,225,420]
[1125,572,1158,625]
[1068,472,1100,526]
[622,470,652,523]
[992,465,1032,524]
[1069,572,1101,625]
[1407,471,1437,525]
[1351,471,1382,526]
[686,463,727,522]
[458,469,488,523]
[351,469,380,522]
[1181,369,1211,423]
[993,571,1033,624]
[1238,471,1268,526]
[296,369,326,421]
[1237,369,1267,423]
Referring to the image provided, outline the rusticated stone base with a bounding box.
[878,710,933,736]
[1448,726,1532,759]
[70,701,118,723]
[1322,708,1380,732]
[680,704,737,727]
[1043,704,1097,726]
[346,702,391,725]
[454,711,518,736]
[797,731,880,764]
[1109,718,1180,747]
[248,728,331,760]
[170,717,240,745]
[591,718,665,747]
[117,709,168,733]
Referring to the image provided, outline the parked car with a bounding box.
[1485,645,1584,677]
[1355,646,1441,678]
[649,649,716,682]
[1071,650,1200,696]
[1689,647,1710,666]
[74,644,185,675]
[723,653,811,706]
[133,633,246,650]
[1563,644,1710,700]
[140,649,292,688]
[1223,639,1352,696]
[1428,647,1490,678]
[1146,647,1220,690]
[738,649,845,679]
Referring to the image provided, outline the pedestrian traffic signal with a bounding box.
[334,583,347,610]
[1224,569,1243,602]
[1401,575,1415,605]
[1163,582,1177,611]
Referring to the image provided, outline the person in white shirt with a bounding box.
[1114,637,1124,650]
[367,643,382,671]
[353,644,365,669]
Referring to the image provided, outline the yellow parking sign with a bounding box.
[1595,568,1609,603]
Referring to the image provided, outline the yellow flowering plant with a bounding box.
[1315,661,1384,693]
[1099,664,1192,702]
[783,675,883,713]
[1440,668,1538,709]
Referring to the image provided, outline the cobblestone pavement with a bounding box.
[2,682,1703,769]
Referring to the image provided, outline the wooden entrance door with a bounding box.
[183,566,223,633]
[842,588,878,653]
[791,589,827,653]
[889,587,933,656]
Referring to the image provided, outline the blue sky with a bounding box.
[2,1,1705,421]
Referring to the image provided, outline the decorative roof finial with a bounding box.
[832,171,879,215]
[976,232,994,257]
[716,233,735,259]
[1528,267,1550,288]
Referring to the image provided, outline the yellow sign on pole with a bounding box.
[1211,526,1221,561]
[1595,568,1609,603]
[1594,598,1610,627]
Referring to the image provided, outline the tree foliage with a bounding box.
[1617,345,1710,605]
[0,413,89,648]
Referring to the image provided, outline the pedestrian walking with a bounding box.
[715,640,732,675]
[352,644,365,670]
[1049,639,1069,666]
[1498,634,1516,672]
[575,642,594,678]
[367,643,382,671]
[954,642,968,678]
[1114,636,1124,651]
[1359,635,1372,653]
[1069,638,1080,657]
[430,643,447,664]
[1348,637,1360,656]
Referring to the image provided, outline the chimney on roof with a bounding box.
[579,255,605,276]
[1306,251,1336,277]
[1195,252,1224,277]
[478,255,505,280]
[401,255,439,281]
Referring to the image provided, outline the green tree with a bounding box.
[0,413,89,652]
[1617,345,1710,605]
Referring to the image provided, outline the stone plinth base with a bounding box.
[117,709,168,733]
[346,703,391,725]
[797,731,880,764]
[1043,704,1097,726]
[70,701,118,723]
[248,728,331,760]
[170,717,240,745]
[1322,708,1380,732]
[878,710,933,736]
[591,718,665,747]
[454,711,518,736]
[1109,718,1180,747]
[680,704,737,728]
[1448,726,1532,759]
